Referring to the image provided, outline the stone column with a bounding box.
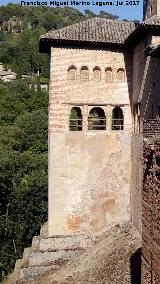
[106,105,113,132]
[123,105,132,132]
[83,105,88,132]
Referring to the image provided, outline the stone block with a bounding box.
[14,259,22,270]
[39,234,92,252]
[31,236,40,253]
[21,247,31,268]
[29,249,83,267]
[40,222,48,238]
[20,264,59,280]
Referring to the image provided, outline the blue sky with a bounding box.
[0,0,143,21]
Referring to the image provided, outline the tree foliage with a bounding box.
[0,80,48,280]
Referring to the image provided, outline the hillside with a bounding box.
[0,4,119,79]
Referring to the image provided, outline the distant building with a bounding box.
[0,63,17,82]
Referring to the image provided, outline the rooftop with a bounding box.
[39,15,160,52]
[39,17,136,51]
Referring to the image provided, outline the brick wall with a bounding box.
[133,36,160,132]
[48,46,133,236]
[144,0,160,19]
[130,134,143,234]
[143,120,160,138]
[142,140,160,284]
[49,47,133,133]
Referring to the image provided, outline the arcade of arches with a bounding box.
[69,106,124,131]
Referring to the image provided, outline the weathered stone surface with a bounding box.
[21,248,31,268]
[29,249,84,267]
[19,223,141,284]
[40,222,48,238]
[39,234,92,252]
[142,141,160,284]
[20,265,59,280]
[31,236,40,253]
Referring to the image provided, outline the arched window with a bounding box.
[105,67,112,82]
[93,66,101,80]
[117,68,125,81]
[80,66,89,80]
[69,107,82,131]
[67,66,76,80]
[88,107,106,130]
[112,107,124,130]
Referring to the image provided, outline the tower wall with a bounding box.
[132,36,160,132]
[144,0,160,19]
[48,47,133,236]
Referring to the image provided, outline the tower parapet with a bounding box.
[143,0,160,20]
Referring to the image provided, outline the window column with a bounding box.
[106,105,112,131]
[123,105,132,132]
[83,105,88,132]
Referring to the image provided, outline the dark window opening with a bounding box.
[88,107,106,130]
[69,107,82,131]
[112,107,124,130]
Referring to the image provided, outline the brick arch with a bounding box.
[67,65,77,80]
[88,107,106,130]
[112,106,124,130]
[69,106,82,131]
[117,68,125,81]
[80,66,89,80]
[105,67,113,82]
[93,66,101,80]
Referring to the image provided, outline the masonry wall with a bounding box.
[142,140,160,284]
[48,46,133,236]
[144,0,160,19]
[130,134,143,234]
[49,47,132,133]
[133,35,160,132]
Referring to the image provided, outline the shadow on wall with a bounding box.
[130,248,141,284]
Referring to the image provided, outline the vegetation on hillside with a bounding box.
[0,79,48,280]
[0,4,119,79]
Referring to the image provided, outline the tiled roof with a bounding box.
[125,15,160,45]
[40,17,136,45]
[142,15,160,26]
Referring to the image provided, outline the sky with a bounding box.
[0,0,143,21]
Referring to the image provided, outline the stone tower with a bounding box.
[40,18,135,238]
[143,0,160,19]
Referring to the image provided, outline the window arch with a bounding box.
[67,65,76,80]
[112,107,124,130]
[117,68,125,81]
[88,107,106,130]
[93,66,101,80]
[69,107,82,131]
[80,66,89,80]
[105,67,112,82]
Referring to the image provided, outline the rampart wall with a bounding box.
[142,140,160,284]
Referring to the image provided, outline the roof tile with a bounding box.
[40,17,136,45]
